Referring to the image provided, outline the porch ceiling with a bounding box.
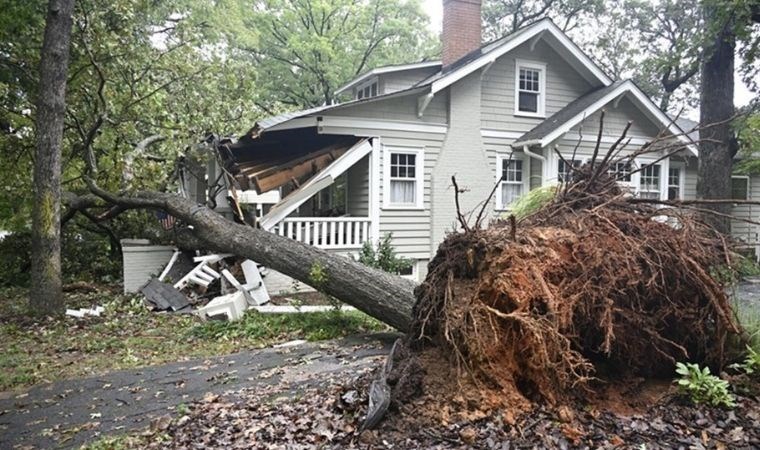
[222,128,360,193]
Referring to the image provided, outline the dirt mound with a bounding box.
[406,161,741,407]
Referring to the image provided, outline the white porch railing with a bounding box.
[273,217,371,249]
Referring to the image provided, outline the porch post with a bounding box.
[369,138,381,244]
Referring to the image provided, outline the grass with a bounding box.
[0,286,388,392]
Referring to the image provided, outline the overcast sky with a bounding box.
[420,0,753,109]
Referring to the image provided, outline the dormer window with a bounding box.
[356,79,378,100]
[514,60,546,117]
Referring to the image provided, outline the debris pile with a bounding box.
[140,252,271,321]
[399,153,743,413]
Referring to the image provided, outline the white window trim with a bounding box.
[514,59,547,118]
[495,154,530,211]
[732,175,750,201]
[382,146,424,210]
[667,161,685,201]
[355,77,379,100]
[399,260,417,281]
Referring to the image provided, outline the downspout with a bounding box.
[522,145,546,187]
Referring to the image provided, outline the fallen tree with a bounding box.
[86,182,417,331]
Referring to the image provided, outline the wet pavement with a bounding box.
[0,333,399,449]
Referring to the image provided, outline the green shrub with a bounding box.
[734,254,760,278]
[675,362,736,408]
[731,345,760,375]
[356,233,411,274]
[506,185,556,220]
[0,232,32,287]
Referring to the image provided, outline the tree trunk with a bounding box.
[89,185,417,331]
[697,6,735,234]
[30,0,75,316]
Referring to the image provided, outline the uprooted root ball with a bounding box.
[409,166,741,405]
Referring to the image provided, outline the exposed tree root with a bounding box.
[403,159,742,408]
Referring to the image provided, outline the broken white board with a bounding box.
[196,291,248,321]
[241,260,270,305]
[173,261,221,290]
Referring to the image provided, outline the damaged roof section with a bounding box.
[220,128,361,194]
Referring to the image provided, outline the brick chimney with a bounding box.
[442,0,482,67]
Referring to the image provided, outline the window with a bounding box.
[498,157,524,209]
[384,147,423,209]
[667,166,682,200]
[558,159,582,182]
[608,161,633,182]
[356,79,378,100]
[732,176,749,200]
[638,164,661,200]
[515,60,546,117]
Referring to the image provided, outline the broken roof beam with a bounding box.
[248,143,351,194]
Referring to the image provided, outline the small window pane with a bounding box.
[390,180,416,204]
[609,162,632,182]
[639,165,660,191]
[501,183,523,208]
[518,92,538,113]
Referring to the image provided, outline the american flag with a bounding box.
[155,210,176,230]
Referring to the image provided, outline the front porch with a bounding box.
[220,131,376,252]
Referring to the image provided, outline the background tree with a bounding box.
[212,0,438,110]
[30,0,75,316]
[697,0,759,233]
[482,0,603,40]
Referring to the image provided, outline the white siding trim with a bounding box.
[382,145,425,210]
[268,117,317,132]
[319,116,447,134]
[369,138,381,242]
[481,129,524,139]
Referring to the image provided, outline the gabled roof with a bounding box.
[249,18,631,136]
[334,61,442,96]
[513,80,698,156]
[248,85,427,135]
[418,18,613,94]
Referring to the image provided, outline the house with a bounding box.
[188,0,759,293]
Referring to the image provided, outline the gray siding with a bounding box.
[569,97,661,138]
[481,39,595,132]
[380,67,440,94]
[331,92,448,124]
[347,155,370,216]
